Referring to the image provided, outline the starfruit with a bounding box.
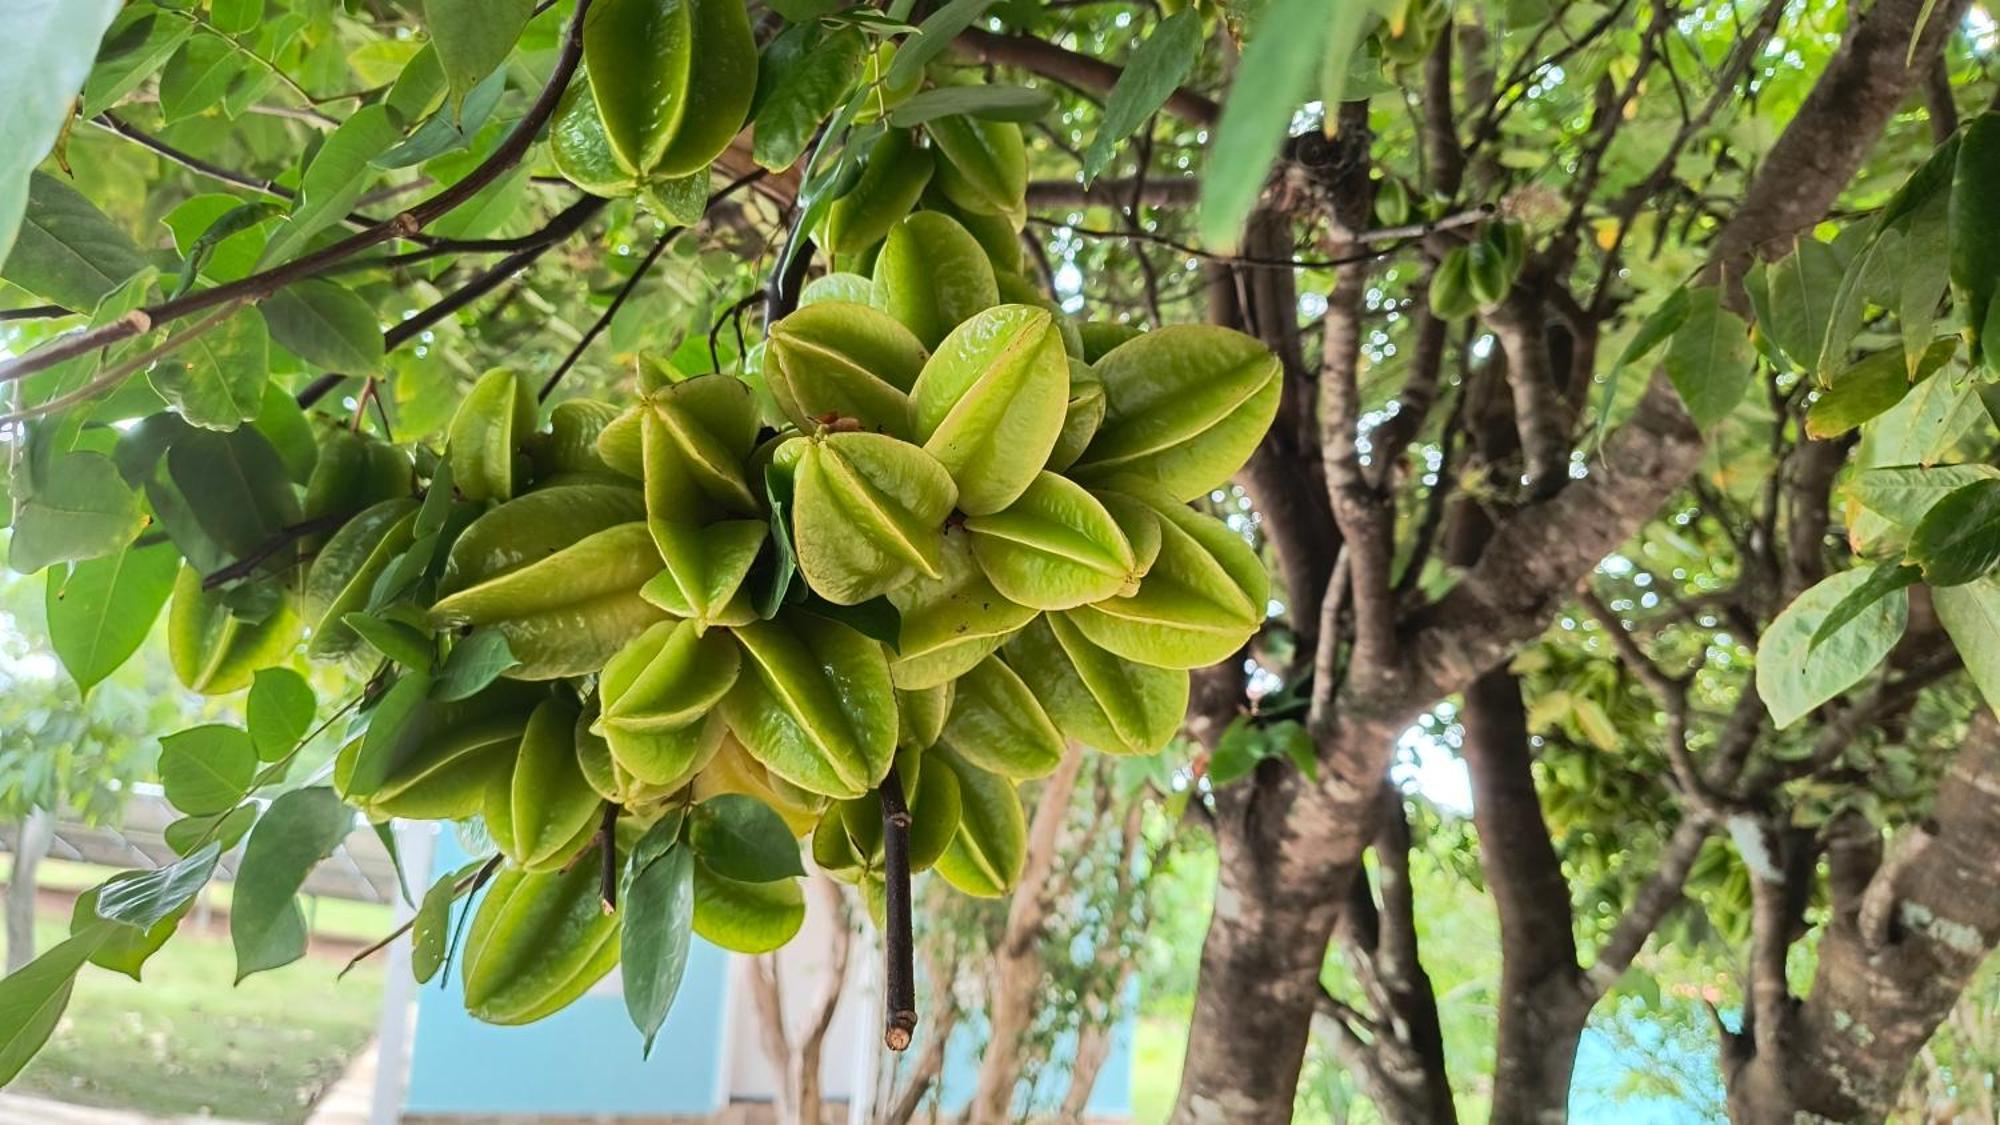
[872,211,1000,349]
[919,190,1023,275]
[462,855,621,1025]
[301,429,411,550]
[1076,321,1142,364]
[886,528,1035,689]
[937,655,1064,780]
[602,376,766,628]
[551,75,639,197]
[812,747,961,882]
[595,619,737,788]
[575,702,679,809]
[909,304,1069,515]
[431,486,664,679]
[800,272,876,308]
[764,302,928,437]
[485,695,604,871]
[1047,362,1105,472]
[785,431,957,605]
[926,114,1027,226]
[721,612,897,799]
[825,130,935,259]
[583,0,757,179]
[1062,484,1267,669]
[692,735,828,836]
[1004,614,1188,756]
[167,567,301,695]
[1070,326,1282,501]
[963,470,1137,610]
[931,747,1026,898]
[993,271,1084,359]
[895,682,954,752]
[528,399,631,488]
[337,678,543,819]
[448,368,538,504]
[693,864,806,953]
[303,497,420,662]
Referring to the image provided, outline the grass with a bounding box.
[1129,1016,1186,1125]
[6,885,386,1123]
[8,856,399,944]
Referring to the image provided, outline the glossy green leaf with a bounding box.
[262,106,399,265]
[72,882,186,981]
[1907,479,2000,586]
[690,795,806,883]
[435,631,520,702]
[149,306,270,430]
[620,842,693,1055]
[94,842,223,930]
[7,451,145,575]
[2,172,147,310]
[44,539,179,697]
[0,925,111,1087]
[751,24,867,171]
[159,725,258,815]
[691,864,805,954]
[887,85,1055,127]
[231,787,353,980]
[1935,580,2000,717]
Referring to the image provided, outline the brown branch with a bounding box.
[955,28,1219,125]
[879,764,917,1052]
[1027,176,1200,209]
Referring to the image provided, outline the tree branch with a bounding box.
[955,28,1219,125]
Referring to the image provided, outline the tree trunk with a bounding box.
[749,876,852,1125]
[1724,712,2000,1122]
[966,745,1088,1125]
[7,809,55,974]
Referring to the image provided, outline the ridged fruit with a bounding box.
[909,304,1069,515]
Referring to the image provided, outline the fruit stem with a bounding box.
[879,766,918,1051]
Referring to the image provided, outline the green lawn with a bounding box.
[1129,1016,1185,1125]
[9,856,399,944]
[7,894,386,1123]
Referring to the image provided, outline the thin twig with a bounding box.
[538,231,677,402]
[0,304,239,426]
[202,512,355,589]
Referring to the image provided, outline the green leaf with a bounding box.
[1081,10,1202,183]
[1663,287,1753,429]
[342,610,435,668]
[211,0,263,34]
[1760,237,1843,371]
[1951,113,2000,366]
[1846,463,2000,529]
[262,109,401,266]
[94,842,223,929]
[1,172,148,311]
[72,883,185,981]
[1205,716,1261,787]
[689,795,806,883]
[1907,479,2000,586]
[375,65,507,170]
[885,0,998,89]
[1315,0,1387,114]
[8,451,145,575]
[751,24,866,172]
[43,539,179,697]
[1805,341,1954,440]
[162,806,256,856]
[434,631,518,702]
[1809,564,1922,651]
[254,385,320,485]
[149,307,270,430]
[1197,0,1336,252]
[158,35,245,125]
[1934,580,2000,717]
[231,787,353,980]
[83,7,196,119]
[410,859,487,983]
[347,671,433,798]
[159,725,258,815]
[421,0,532,114]
[0,1,125,264]
[886,85,1057,127]
[691,864,805,953]
[620,842,693,1055]
[1756,567,1909,729]
[260,279,384,372]
[247,668,316,761]
[0,925,112,1086]
[165,426,303,561]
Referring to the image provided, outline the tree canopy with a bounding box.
[3,1,2000,1122]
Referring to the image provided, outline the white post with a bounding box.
[369,821,434,1125]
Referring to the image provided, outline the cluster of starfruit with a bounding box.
[253,98,1279,1036]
